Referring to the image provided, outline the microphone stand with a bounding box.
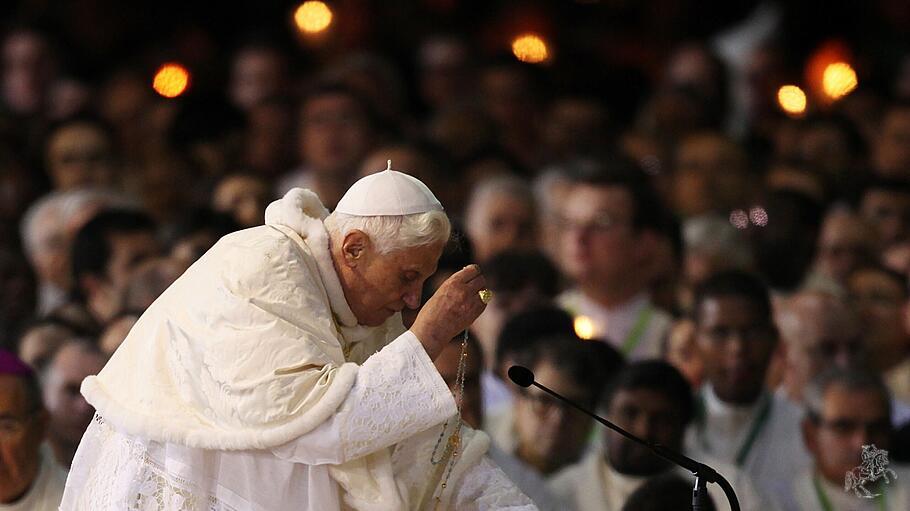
[509,366,740,511]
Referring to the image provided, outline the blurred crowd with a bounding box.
[1,1,910,510]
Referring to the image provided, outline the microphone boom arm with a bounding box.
[525,376,741,511]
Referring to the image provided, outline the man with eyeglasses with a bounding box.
[486,333,622,478]
[777,368,909,510]
[555,159,674,360]
[685,270,812,500]
[776,290,867,403]
[777,288,910,428]
[0,350,66,510]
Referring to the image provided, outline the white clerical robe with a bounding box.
[547,447,771,511]
[0,446,67,511]
[775,465,910,511]
[557,290,672,359]
[685,385,812,501]
[60,188,535,511]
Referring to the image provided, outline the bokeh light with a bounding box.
[152,63,190,98]
[294,1,333,34]
[511,34,549,64]
[822,62,858,100]
[749,207,768,227]
[777,85,807,116]
[729,209,749,230]
[573,316,595,340]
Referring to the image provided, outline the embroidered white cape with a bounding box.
[60,189,535,511]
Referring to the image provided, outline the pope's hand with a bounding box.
[411,264,487,360]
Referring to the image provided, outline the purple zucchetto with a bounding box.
[0,349,34,377]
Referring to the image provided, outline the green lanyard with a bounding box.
[696,391,772,467]
[621,306,653,355]
[814,474,887,511]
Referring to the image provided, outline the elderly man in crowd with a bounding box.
[556,159,673,359]
[549,360,767,511]
[61,170,535,510]
[20,188,136,315]
[776,291,865,403]
[0,350,67,510]
[776,287,910,427]
[778,368,909,510]
[685,270,811,498]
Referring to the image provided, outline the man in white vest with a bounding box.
[685,271,812,500]
[60,166,535,510]
[555,160,673,359]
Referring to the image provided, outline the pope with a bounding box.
[60,165,536,510]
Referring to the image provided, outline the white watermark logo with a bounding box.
[844,444,897,498]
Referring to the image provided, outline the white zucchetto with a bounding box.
[334,161,443,216]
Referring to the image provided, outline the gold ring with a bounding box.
[479,289,493,304]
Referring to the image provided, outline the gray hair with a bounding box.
[804,367,892,422]
[324,210,451,254]
[465,175,536,232]
[683,214,754,269]
[20,187,140,258]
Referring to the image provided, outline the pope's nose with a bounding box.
[403,290,421,310]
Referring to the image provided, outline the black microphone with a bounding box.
[507,365,740,511]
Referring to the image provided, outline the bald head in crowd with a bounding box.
[777,291,865,402]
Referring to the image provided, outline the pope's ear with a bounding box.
[341,230,370,266]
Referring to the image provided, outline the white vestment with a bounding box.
[60,189,535,511]
[775,465,909,511]
[685,385,812,501]
[547,447,771,511]
[557,290,672,359]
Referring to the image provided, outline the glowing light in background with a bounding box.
[729,209,749,230]
[511,34,549,64]
[822,62,858,100]
[152,63,190,98]
[749,207,768,227]
[777,85,807,116]
[573,316,596,340]
[294,1,333,34]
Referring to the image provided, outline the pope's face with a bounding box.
[344,236,445,327]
